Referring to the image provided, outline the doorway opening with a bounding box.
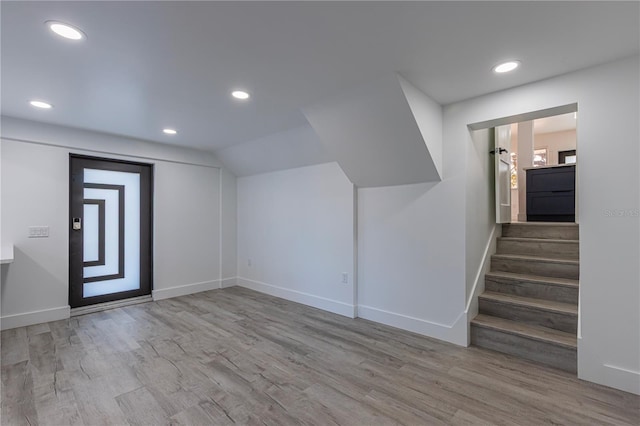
[69,154,153,308]
[507,112,577,223]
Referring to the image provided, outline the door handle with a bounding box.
[490,148,508,155]
[72,217,82,230]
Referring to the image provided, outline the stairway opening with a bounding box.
[509,112,578,223]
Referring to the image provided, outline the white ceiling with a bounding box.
[2,1,638,151]
[511,112,577,137]
[534,112,577,135]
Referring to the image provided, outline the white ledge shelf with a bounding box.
[1,245,14,264]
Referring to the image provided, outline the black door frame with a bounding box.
[69,154,153,308]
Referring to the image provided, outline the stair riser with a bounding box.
[479,298,577,333]
[471,325,577,373]
[497,240,579,260]
[502,225,579,240]
[485,277,578,304]
[491,257,579,280]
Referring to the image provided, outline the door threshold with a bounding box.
[71,295,152,317]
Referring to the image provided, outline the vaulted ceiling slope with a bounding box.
[304,73,442,187]
[2,1,639,169]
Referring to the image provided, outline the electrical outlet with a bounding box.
[248,259,252,267]
[28,226,49,238]
[342,272,348,284]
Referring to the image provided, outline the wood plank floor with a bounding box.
[2,287,638,425]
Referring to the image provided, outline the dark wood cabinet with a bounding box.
[526,165,575,222]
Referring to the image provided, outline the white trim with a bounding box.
[1,136,220,169]
[352,184,359,311]
[465,224,499,313]
[601,364,640,395]
[1,305,70,330]
[357,304,468,346]
[236,277,356,318]
[459,224,498,346]
[71,295,152,317]
[219,168,223,288]
[1,244,14,264]
[152,279,220,301]
[468,103,578,131]
[578,337,640,395]
[220,277,237,288]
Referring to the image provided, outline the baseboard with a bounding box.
[579,360,640,396]
[463,224,499,346]
[578,336,640,395]
[70,295,152,317]
[236,277,356,318]
[220,277,237,288]
[1,305,70,330]
[357,305,468,346]
[600,364,640,395]
[152,279,220,301]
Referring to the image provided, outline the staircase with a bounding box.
[471,222,579,373]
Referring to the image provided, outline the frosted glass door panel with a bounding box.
[82,168,141,298]
[83,204,99,262]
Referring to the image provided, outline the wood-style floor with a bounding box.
[2,287,638,425]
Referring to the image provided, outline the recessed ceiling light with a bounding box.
[30,100,53,109]
[231,90,250,100]
[163,128,177,135]
[493,61,520,74]
[46,21,85,41]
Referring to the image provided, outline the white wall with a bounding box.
[1,140,70,323]
[152,161,220,299]
[357,88,467,344]
[464,128,496,323]
[448,55,639,394]
[0,117,234,328]
[236,162,356,317]
[535,129,577,166]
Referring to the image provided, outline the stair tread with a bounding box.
[504,222,578,227]
[492,253,579,265]
[485,271,579,287]
[498,237,579,244]
[472,314,577,349]
[480,291,578,314]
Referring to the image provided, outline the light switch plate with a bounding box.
[28,226,49,238]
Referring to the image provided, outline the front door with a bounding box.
[69,155,153,308]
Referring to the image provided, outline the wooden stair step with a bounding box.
[492,253,579,266]
[502,222,579,240]
[497,237,579,260]
[485,271,579,304]
[471,314,577,373]
[498,237,579,244]
[485,271,579,288]
[479,291,577,333]
[479,291,577,315]
[471,314,576,349]
[491,253,579,280]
